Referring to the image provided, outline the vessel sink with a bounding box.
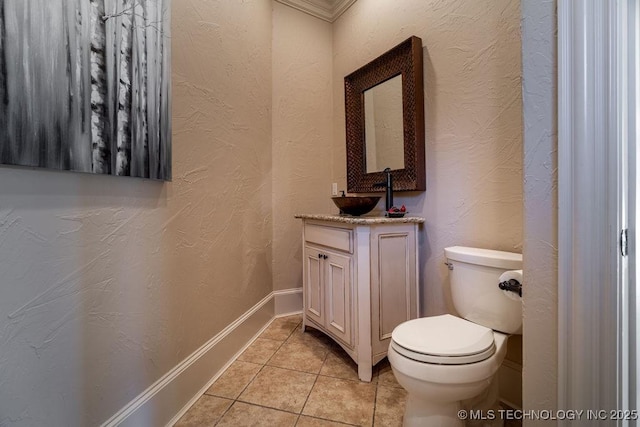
[331,195,381,216]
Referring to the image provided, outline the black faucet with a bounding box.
[374,168,394,212]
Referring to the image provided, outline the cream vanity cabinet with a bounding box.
[296,214,424,382]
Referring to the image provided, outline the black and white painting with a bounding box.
[0,0,171,180]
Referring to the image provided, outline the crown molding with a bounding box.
[275,0,357,22]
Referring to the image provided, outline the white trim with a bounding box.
[273,288,303,316]
[617,0,633,421]
[274,0,357,22]
[331,0,356,20]
[355,225,372,381]
[168,289,302,426]
[557,1,575,410]
[102,288,302,427]
[618,0,639,420]
[629,0,640,415]
[165,317,275,427]
[558,0,622,417]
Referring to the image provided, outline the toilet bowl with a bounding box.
[388,246,523,427]
[389,315,508,426]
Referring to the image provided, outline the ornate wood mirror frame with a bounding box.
[344,36,425,192]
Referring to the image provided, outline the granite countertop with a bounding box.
[295,213,425,225]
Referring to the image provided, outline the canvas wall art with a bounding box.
[0,0,171,180]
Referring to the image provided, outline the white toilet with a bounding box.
[388,246,523,427]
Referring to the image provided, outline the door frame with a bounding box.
[558,0,634,420]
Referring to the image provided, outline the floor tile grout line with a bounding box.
[239,359,368,385]
[233,399,306,416]
[212,396,234,426]
[267,322,379,426]
[297,414,360,426]
[252,337,356,377]
[222,400,359,426]
[371,379,379,427]
[229,366,400,426]
[211,322,300,425]
[235,396,373,425]
[220,318,313,422]
[203,315,401,427]
[228,361,266,401]
[236,354,271,397]
[295,350,370,426]
[297,350,328,420]
[216,400,304,425]
[183,393,358,427]
[214,329,282,426]
[202,360,264,400]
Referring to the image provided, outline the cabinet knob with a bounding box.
[323,254,328,260]
[318,253,322,259]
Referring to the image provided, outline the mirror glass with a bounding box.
[344,36,425,193]
[364,75,405,173]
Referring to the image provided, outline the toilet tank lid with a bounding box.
[445,246,522,270]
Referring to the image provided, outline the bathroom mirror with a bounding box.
[364,75,405,173]
[345,36,425,192]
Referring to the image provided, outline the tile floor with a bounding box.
[174,314,407,426]
[174,314,523,427]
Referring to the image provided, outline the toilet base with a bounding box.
[403,396,463,427]
[461,377,503,427]
[400,377,504,427]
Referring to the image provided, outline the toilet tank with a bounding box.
[445,246,523,334]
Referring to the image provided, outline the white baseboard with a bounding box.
[168,288,302,426]
[165,315,275,427]
[100,288,304,427]
[273,287,303,316]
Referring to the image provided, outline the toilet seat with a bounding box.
[391,314,496,365]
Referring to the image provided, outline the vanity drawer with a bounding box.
[304,224,352,253]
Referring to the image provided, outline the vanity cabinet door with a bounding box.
[303,245,324,326]
[323,250,352,347]
[370,225,418,358]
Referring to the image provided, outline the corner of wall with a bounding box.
[521,0,559,418]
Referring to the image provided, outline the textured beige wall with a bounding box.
[0,1,533,424]
[272,2,334,291]
[0,1,274,425]
[332,0,523,317]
